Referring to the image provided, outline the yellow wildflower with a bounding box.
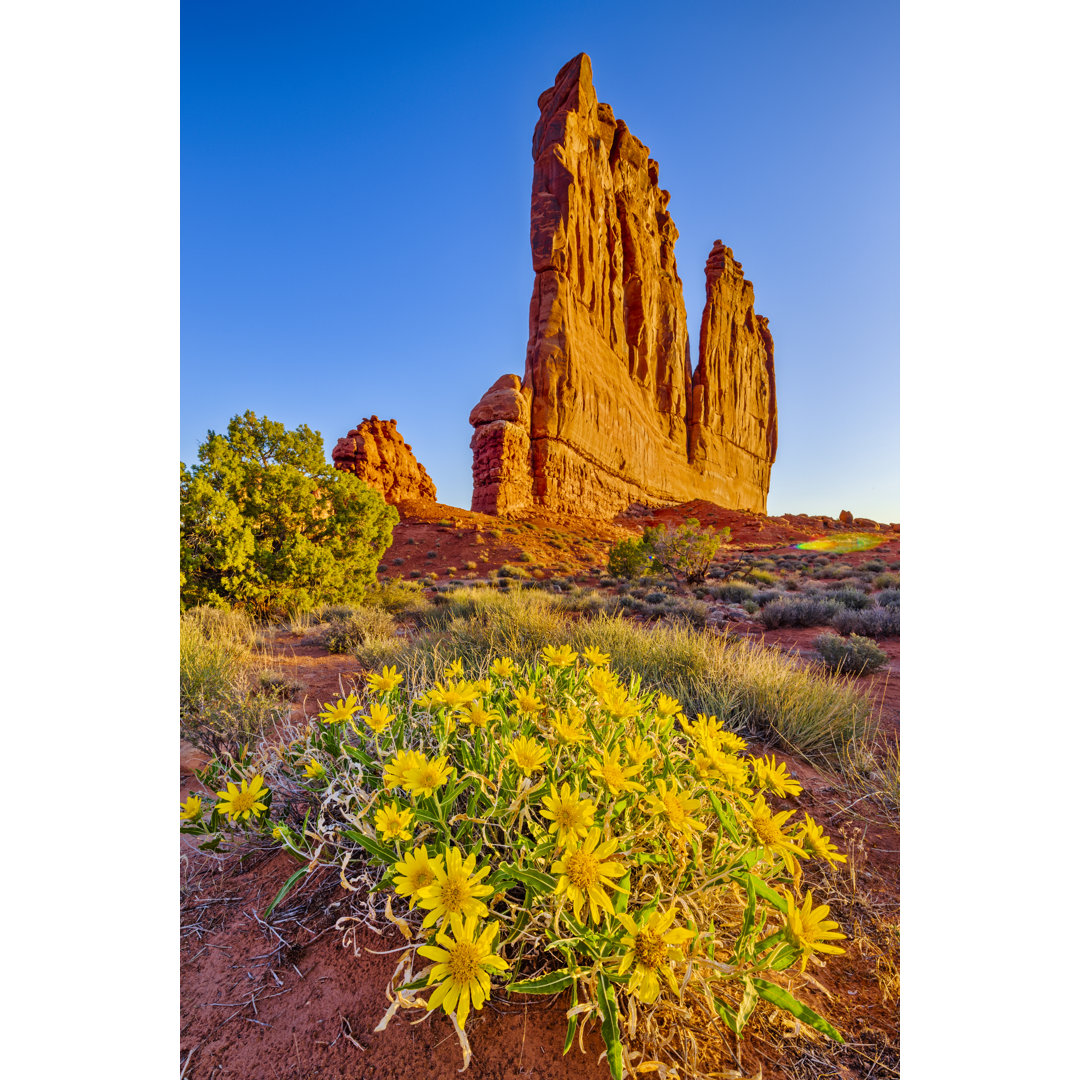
[403,755,453,798]
[513,686,544,714]
[506,735,551,776]
[799,814,847,868]
[458,702,498,731]
[302,758,325,780]
[644,778,705,841]
[747,794,807,877]
[422,679,479,710]
[418,914,509,1028]
[180,795,202,820]
[353,701,395,735]
[782,888,847,971]
[393,845,445,909]
[374,801,413,842]
[582,646,611,667]
[625,735,653,765]
[753,754,802,798]
[693,741,749,791]
[549,708,589,747]
[215,775,269,822]
[615,908,696,1003]
[540,783,596,846]
[383,748,425,790]
[416,847,494,929]
[318,693,359,725]
[654,693,683,718]
[473,677,493,695]
[587,748,645,795]
[552,827,625,923]
[542,644,578,669]
[490,657,515,678]
[444,658,465,679]
[365,665,404,694]
[586,667,617,695]
[597,684,642,720]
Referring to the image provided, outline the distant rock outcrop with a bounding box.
[469,53,777,518]
[332,417,436,503]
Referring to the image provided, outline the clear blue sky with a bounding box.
[182,0,898,521]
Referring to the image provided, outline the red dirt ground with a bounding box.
[181,501,899,1080]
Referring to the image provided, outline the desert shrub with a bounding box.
[179,608,286,757]
[409,570,422,578]
[864,559,886,572]
[463,561,478,571]
[758,597,841,629]
[709,581,755,603]
[826,586,873,610]
[742,599,759,614]
[497,564,531,580]
[180,411,397,616]
[186,654,852,1077]
[876,589,900,608]
[748,568,776,585]
[783,578,802,591]
[645,591,667,604]
[650,519,730,584]
[874,572,900,590]
[752,589,783,607]
[831,606,900,637]
[256,669,304,699]
[814,632,889,675]
[323,606,398,655]
[392,557,405,566]
[606,533,656,579]
[425,549,438,559]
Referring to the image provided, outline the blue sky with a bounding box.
[182,0,898,521]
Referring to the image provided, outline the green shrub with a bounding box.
[874,572,900,590]
[758,597,841,629]
[825,586,873,610]
[180,411,397,616]
[179,608,285,757]
[497,564,531,580]
[606,535,654,579]
[323,606,398,655]
[814,632,889,675]
[831,606,900,637]
[650,519,730,584]
[876,588,900,608]
[748,568,776,585]
[709,581,755,603]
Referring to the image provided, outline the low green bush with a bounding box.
[758,597,841,629]
[831,606,900,638]
[814,632,889,676]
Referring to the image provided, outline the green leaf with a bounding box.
[707,791,741,842]
[506,969,575,995]
[614,872,631,915]
[731,871,788,913]
[736,872,758,958]
[734,976,758,1036]
[342,828,397,866]
[596,972,623,1080]
[498,862,556,896]
[712,995,737,1032]
[266,866,308,918]
[752,979,844,1043]
[563,979,580,1055]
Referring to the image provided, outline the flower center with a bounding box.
[565,850,600,890]
[602,764,623,787]
[753,814,783,845]
[413,867,435,890]
[447,941,482,983]
[662,795,685,824]
[633,928,668,970]
[439,875,468,913]
[233,789,256,814]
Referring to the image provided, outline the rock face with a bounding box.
[470,53,777,518]
[332,417,436,503]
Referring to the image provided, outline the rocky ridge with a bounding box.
[331,417,436,504]
[470,53,777,519]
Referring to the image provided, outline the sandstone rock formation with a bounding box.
[332,416,436,504]
[470,53,777,518]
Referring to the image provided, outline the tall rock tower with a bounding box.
[470,54,776,517]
